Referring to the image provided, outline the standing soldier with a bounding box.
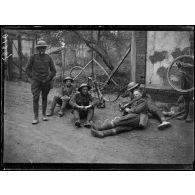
[47,76,75,117]
[177,57,194,123]
[26,40,56,124]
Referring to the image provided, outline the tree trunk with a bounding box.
[18,35,22,79]
[73,31,114,71]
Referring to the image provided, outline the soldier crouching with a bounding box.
[69,83,96,128]
[47,76,75,117]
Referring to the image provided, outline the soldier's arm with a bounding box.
[129,99,147,114]
[89,94,96,107]
[69,93,80,108]
[49,56,56,80]
[56,87,64,97]
[25,56,33,79]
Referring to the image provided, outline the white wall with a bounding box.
[146,31,191,89]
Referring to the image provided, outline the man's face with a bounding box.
[133,90,142,99]
[81,87,88,95]
[37,47,46,55]
[65,80,72,87]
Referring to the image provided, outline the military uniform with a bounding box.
[177,59,194,122]
[47,85,75,116]
[69,91,96,127]
[91,97,148,138]
[26,53,56,120]
[123,87,168,128]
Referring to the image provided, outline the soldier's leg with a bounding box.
[47,96,62,116]
[41,82,52,121]
[31,80,41,124]
[73,109,81,127]
[58,100,68,117]
[83,108,94,128]
[91,120,137,138]
[91,120,113,131]
[186,100,194,123]
[147,100,171,129]
[177,94,190,120]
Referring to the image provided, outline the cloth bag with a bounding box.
[139,113,148,129]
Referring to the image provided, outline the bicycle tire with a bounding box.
[70,66,86,80]
[167,55,194,93]
[100,84,123,102]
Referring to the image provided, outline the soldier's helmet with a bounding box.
[78,83,91,92]
[35,40,48,48]
[127,82,139,91]
[63,76,74,83]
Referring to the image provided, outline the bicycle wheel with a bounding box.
[99,83,124,102]
[69,66,88,88]
[167,55,194,93]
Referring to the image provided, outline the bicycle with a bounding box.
[69,59,124,103]
[167,55,194,93]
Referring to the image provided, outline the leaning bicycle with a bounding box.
[69,59,124,103]
[167,55,194,93]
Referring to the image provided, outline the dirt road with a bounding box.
[3,81,194,164]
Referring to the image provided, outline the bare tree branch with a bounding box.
[73,31,114,70]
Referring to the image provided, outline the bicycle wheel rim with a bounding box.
[167,55,194,93]
[100,84,121,102]
[70,66,88,89]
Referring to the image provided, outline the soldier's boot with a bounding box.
[58,101,67,117]
[32,98,39,125]
[47,97,57,116]
[158,116,171,130]
[91,129,115,138]
[177,103,189,120]
[91,126,133,138]
[186,101,194,123]
[73,110,81,128]
[91,121,113,131]
[84,108,94,128]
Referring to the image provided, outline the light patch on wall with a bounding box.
[146,31,191,88]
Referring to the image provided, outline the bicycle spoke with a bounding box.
[167,55,194,93]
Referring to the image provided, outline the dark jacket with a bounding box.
[69,92,95,109]
[119,98,148,128]
[57,85,75,98]
[26,53,56,83]
[128,98,148,114]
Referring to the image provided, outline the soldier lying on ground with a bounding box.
[26,40,56,124]
[69,83,96,128]
[91,89,148,138]
[47,76,75,117]
[119,82,171,130]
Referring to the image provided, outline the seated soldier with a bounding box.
[47,76,74,117]
[69,83,96,128]
[120,82,171,130]
[91,89,148,138]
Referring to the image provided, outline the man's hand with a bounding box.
[61,96,70,101]
[77,105,85,110]
[84,105,92,110]
[56,93,62,98]
[125,107,131,113]
[42,76,51,83]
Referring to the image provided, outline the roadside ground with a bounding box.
[3,81,194,164]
